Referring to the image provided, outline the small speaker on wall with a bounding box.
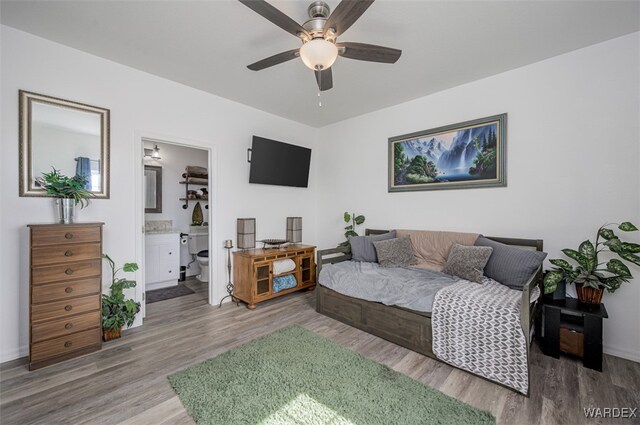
[286,217,302,244]
[237,218,256,250]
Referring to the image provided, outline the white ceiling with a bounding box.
[2,1,638,127]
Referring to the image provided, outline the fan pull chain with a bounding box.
[317,68,322,107]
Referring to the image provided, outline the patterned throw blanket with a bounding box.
[431,279,539,395]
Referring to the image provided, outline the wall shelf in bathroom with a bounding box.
[180,173,208,210]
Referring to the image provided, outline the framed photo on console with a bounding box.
[388,114,507,192]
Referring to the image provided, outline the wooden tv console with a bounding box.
[232,244,316,309]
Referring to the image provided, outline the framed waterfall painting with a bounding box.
[388,114,507,192]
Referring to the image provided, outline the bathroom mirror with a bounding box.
[144,165,162,213]
[19,90,110,198]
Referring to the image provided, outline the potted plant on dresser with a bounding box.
[35,168,93,224]
[102,254,141,341]
[544,221,639,304]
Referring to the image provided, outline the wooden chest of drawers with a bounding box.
[28,223,104,370]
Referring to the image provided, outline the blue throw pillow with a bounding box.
[475,236,547,290]
[349,231,397,263]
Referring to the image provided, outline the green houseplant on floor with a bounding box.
[102,254,141,341]
[36,168,93,224]
[544,221,639,304]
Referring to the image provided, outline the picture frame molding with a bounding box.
[388,113,507,192]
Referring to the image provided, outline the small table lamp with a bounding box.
[219,239,237,307]
[286,217,302,244]
[237,218,256,250]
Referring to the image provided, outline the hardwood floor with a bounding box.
[1,289,638,425]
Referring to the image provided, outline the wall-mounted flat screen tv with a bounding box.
[249,136,311,188]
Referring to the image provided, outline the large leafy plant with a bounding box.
[341,211,366,246]
[102,254,141,331]
[544,222,639,294]
[36,168,93,207]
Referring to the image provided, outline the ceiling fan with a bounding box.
[239,0,402,92]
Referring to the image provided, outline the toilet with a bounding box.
[188,226,209,282]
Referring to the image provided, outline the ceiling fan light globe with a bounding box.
[300,39,338,71]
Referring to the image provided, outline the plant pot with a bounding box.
[575,283,604,305]
[54,199,77,224]
[61,198,76,224]
[102,327,122,341]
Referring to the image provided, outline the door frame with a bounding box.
[133,130,217,325]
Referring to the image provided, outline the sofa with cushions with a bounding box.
[316,228,546,394]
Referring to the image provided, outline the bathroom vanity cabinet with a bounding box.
[233,245,316,309]
[145,232,180,290]
[28,223,104,370]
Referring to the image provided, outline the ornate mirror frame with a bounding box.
[19,90,110,198]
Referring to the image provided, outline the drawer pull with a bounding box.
[168,270,172,273]
[65,305,72,311]
[65,250,73,257]
[64,341,72,348]
[65,323,73,330]
[169,252,172,255]
[65,233,74,239]
[65,268,74,275]
[65,287,73,293]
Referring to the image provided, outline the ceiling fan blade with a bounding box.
[323,0,375,37]
[247,49,299,71]
[239,0,309,39]
[315,68,333,91]
[337,42,401,63]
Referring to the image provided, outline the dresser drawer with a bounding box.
[31,296,100,323]
[31,226,101,247]
[31,328,101,362]
[31,243,101,266]
[32,310,100,343]
[32,259,101,285]
[32,278,101,303]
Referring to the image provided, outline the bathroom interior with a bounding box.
[143,139,210,304]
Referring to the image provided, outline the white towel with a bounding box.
[273,259,296,275]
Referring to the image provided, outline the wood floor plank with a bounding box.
[1,290,638,425]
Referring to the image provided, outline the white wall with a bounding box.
[316,33,640,361]
[0,26,319,362]
[143,140,209,277]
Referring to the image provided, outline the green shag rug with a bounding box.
[169,325,495,425]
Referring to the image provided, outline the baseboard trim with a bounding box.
[604,345,640,363]
[1,345,28,365]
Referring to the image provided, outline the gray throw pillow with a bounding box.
[349,231,397,263]
[475,236,548,290]
[442,244,493,283]
[373,236,418,268]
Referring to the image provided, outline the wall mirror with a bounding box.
[19,90,110,198]
[144,165,162,213]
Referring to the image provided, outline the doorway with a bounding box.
[135,134,216,324]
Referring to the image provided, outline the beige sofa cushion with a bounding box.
[395,229,480,272]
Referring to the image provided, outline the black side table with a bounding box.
[542,297,608,371]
